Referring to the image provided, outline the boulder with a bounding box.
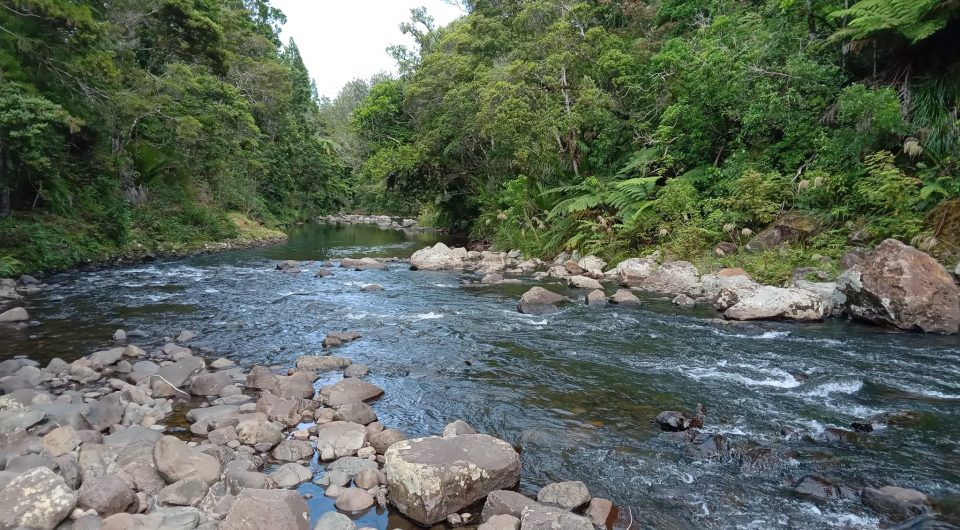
[699,273,759,301]
[158,478,209,506]
[153,435,222,485]
[640,260,700,296]
[585,498,614,527]
[567,275,602,290]
[584,290,607,307]
[89,347,125,368]
[442,419,477,437]
[578,255,606,273]
[723,286,825,322]
[313,511,357,530]
[480,514,521,530]
[714,241,738,257]
[0,466,77,530]
[536,481,590,511]
[43,425,81,457]
[385,434,521,525]
[609,289,641,306]
[270,463,312,488]
[837,239,960,334]
[520,505,593,530]
[745,213,819,251]
[410,243,469,271]
[326,456,379,477]
[793,280,843,316]
[343,364,369,378]
[613,258,658,287]
[221,488,310,530]
[360,284,384,292]
[334,487,375,513]
[793,475,857,501]
[0,306,29,322]
[295,355,351,372]
[517,287,566,315]
[151,356,205,397]
[340,257,386,270]
[319,379,384,407]
[315,421,367,459]
[672,294,696,308]
[334,402,377,425]
[190,372,232,396]
[862,486,932,522]
[271,439,314,462]
[369,428,406,454]
[77,475,137,516]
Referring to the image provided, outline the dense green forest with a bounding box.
[327,0,959,283]
[2,0,959,281]
[0,0,345,274]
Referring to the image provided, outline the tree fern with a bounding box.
[830,0,957,44]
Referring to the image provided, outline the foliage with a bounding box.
[0,0,345,273]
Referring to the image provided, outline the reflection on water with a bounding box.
[2,222,960,529]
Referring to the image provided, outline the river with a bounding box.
[3,222,959,529]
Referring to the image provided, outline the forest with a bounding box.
[327,0,960,283]
[2,0,959,282]
[0,0,344,273]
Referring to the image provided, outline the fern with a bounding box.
[830,0,957,44]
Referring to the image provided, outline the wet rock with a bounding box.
[567,275,602,290]
[271,439,314,462]
[0,466,77,530]
[296,355,352,372]
[862,486,932,522]
[276,260,301,271]
[221,488,310,530]
[334,487,375,513]
[369,429,406,454]
[442,419,477,437]
[334,402,377,425]
[270,463,313,488]
[315,421,367,459]
[354,468,380,489]
[609,289,641,306]
[837,239,960,334]
[159,478,210,506]
[43,425,81,457]
[313,511,357,530]
[672,294,696,308]
[517,287,566,315]
[536,481,591,511]
[656,410,703,432]
[793,475,858,501]
[319,379,385,407]
[479,514,521,530]
[481,273,504,284]
[640,261,700,296]
[519,505,593,530]
[340,258,386,271]
[78,475,137,516]
[585,289,607,307]
[343,364,369,378]
[385,434,521,525]
[154,435,222,485]
[723,286,824,322]
[0,306,29,322]
[316,268,334,278]
[410,243,468,271]
[745,212,819,251]
[585,498,614,527]
[360,284,384,293]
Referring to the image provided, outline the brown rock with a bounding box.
[517,287,566,315]
[838,239,960,334]
[221,488,309,530]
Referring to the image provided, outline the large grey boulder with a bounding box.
[639,261,700,296]
[314,421,367,459]
[837,239,960,334]
[536,481,591,511]
[220,488,310,530]
[0,466,77,529]
[153,435,222,485]
[319,379,384,407]
[722,286,825,322]
[385,434,521,525]
[411,243,469,271]
[517,287,566,315]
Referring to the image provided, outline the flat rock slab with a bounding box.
[221,488,310,530]
[319,379,384,407]
[385,434,521,525]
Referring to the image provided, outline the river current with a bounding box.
[2,222,959,529]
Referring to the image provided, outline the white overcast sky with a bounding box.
[270,0,465,99]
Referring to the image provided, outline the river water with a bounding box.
[3,222,960,529]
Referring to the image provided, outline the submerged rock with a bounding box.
[837,239,960,334]
[862,486,933,522]
[385,434,521,525]
[517,287,566,315]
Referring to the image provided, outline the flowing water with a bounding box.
[3,222,960,530]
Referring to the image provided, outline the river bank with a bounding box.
[1,222,958,529]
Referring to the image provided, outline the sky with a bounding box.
[270,0,465,100]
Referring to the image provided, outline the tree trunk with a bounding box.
[0,189,9,218]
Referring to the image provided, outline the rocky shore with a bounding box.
[315,215,429,233]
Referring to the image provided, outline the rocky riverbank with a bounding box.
[316,215,430,233]
[404,239,960,335]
